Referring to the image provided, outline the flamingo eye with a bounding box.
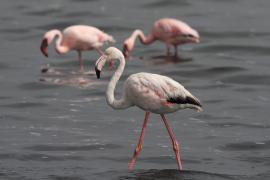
[183,34,194,38]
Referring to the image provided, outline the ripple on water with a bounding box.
[237,156,270,166]
[69,0,98,2]
[62,11,104,18]
[140,156,201,165]
[1,102,48,109]
[0,153,83,161]
[0,27,30,35]
[221,74,270,85]
[208,122,270,129]
[25,144,122,151]
[200,30,270,39]
[142,0,190,8]
[49,175,85,180]
[18,82,60,90]
[220,140,270,151]
[36,21,79,31]
[194,114,236,121]
[0,62,10,70]
[165,66,245,79]
[0,114,30,121]
[94,169,246,180]
[196,44,270,55]
[98,25,136,33]
[24,9,63,16]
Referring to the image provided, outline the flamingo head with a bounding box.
[181,28,200,43]
[40,31,57,57]
[122,38,134,58]
[95,47,123,79]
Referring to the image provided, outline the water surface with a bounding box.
[0,0,270,179]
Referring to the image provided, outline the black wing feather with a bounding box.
[167,96,202,107]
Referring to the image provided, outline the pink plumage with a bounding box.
[40,25,115,70]
[95,47,202,171]
[123,18,199,57]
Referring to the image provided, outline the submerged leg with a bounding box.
[166,44,171,55]
[160,114,182,171]
[128,112,151,170]
[77,51,83,71]
[174,45,178,57]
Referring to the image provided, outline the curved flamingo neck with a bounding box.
[106,53,132,109]
[49,30,69,54]
[131,29,155,45]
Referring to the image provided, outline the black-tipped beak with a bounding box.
[122,44,129,58]
[95,54,107,79]
[95,66,101,79]
[40,38,48,57]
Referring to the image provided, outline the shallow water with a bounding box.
[0,0,270,179]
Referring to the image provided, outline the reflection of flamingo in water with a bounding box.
[40,25,115,71]
[95,47,202,171]
[123,18,199,58]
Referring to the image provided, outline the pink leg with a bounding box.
[174,45,178,57]
[166,44,171,55]
[128,112,150,170]
[160,114,182,171]
[77,51,83,71]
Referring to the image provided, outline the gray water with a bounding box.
[1,0,270,179]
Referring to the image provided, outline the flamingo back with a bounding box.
[62,25,113,50]
[124,72,202,114]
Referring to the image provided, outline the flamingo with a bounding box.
[123,18,200,58]
[95,47,202,171]
[40,25,115,71]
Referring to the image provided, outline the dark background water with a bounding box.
[0,0,270,179]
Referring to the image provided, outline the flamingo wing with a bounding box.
[153,19,183,38]
[127,73,201,107]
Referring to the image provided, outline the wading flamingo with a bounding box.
[40,25,115,71]
[95,47,202,171]
[123,18,199,57]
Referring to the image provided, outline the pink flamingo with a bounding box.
[95,47,202,171]
[40,25,115,71]
[123,18,199,57]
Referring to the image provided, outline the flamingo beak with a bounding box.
[95,55,107,79]
[95,67,101,79]
[40,38,49,57]
[122,44,129,58]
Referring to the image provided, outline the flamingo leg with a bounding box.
[77,51,84,71]
[166,44,171,55]
[160,114,182,171]
[128,112,150,170]
[174,45,178,57]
